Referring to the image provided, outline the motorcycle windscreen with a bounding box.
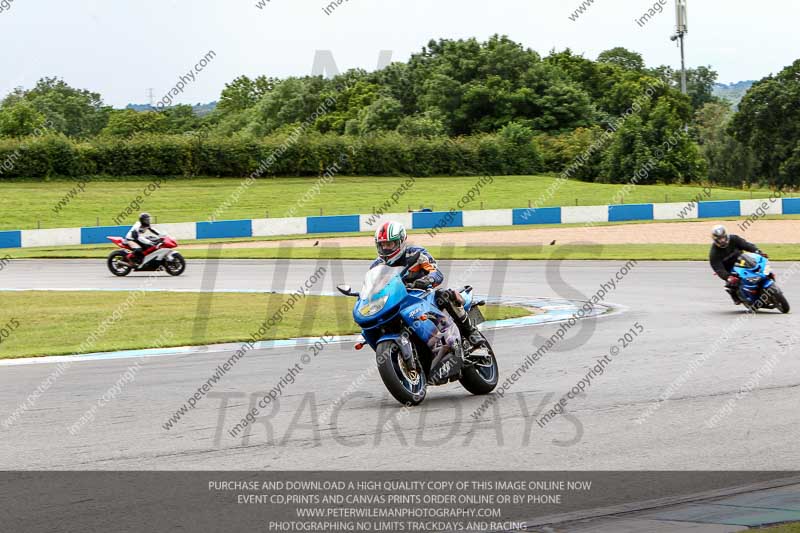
[360,264,404,299]
[736,253,760,270]
[354,264,406,321]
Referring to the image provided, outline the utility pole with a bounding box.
[670,0,689,94]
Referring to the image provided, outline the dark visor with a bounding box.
[378,241,400,255]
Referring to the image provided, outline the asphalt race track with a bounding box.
[1,258,799,472]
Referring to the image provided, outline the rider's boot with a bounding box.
[437,289,483,346]
[451,305,483,346]
[726,287,741,305]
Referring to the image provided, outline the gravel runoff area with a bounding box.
[183,219,800,249]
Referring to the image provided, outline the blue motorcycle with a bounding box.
[731,252,790,313]
[337,254,499,406]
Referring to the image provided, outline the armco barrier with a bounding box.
[512,207,561,225]
[1,197,794,249]
[306,215,360,234]
[412,210,463,230]
[609,203,654,222]
[81,225,130,245]
[196,219,252,240]
[782,198,800,215]
[698,200,740,218]
[0,231,21,249]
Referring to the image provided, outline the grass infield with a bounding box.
[0,291,529,359]
[1,175,790,230]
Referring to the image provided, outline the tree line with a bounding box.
[0,36,797,188]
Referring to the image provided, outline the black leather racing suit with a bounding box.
[709,234,762,303]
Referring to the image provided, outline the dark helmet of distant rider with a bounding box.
[711,224,729,248]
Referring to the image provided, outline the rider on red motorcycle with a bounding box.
[126,212,161,265]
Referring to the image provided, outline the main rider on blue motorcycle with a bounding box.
[709,224,767,304]
[372,221,481,343]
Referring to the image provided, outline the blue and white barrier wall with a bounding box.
[2,197,793,249]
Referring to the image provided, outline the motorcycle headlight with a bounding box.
[747,277,760,284]
[358,295,389,317]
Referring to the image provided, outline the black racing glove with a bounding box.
[409,276,433,289]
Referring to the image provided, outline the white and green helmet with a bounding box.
[375,221,408,265]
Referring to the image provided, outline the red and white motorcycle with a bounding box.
[106,235,186,277]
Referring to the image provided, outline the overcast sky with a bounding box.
[0,0,797,108]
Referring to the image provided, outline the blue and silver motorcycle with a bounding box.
[337,254,499,406]
[731,252,790,313]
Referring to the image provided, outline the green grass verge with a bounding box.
[758,523,800,532]
[1,175,790,230]
[0,291,529,359]
[6,243,800,261]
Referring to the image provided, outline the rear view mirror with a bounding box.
[337,284,359,297]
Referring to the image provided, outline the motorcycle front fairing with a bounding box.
[398,289,460,362]
[733,253,773,303]
[352,265,461,370]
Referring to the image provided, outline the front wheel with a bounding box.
[769,285,791,314]
[376,341,426,406]
[459,332,499,395]
[164,253,186,276]
[107,250,132,277]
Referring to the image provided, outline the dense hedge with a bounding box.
[0,132,544,179]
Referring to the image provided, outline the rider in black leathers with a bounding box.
[709,224,766,304]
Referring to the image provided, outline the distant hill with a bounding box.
[125,101,217,116]
[713,81,754,108]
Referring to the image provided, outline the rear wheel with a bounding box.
[376,340,426,406]
[459,332,499,395]
[164,253,186,276]
[107,250,132,277]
